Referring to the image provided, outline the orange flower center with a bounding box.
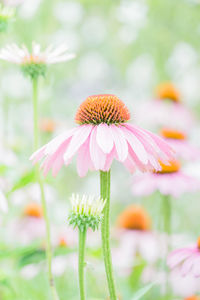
[39,118,56,133]
[75,94,130,125]
[117,205,151,231]
[155,82,180,103]
[197,237,200,250]
[59,237,67,247]
[185,297,200,300]
[160,128,186,140]
[156,159,181,174]
[22,55,43,64]
[24,203,43,218]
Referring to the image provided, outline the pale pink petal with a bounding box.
[45,128,76,155]
[77,138,93,177]
[110,125,128,162]
[192,257,200,277]
[121,125,148,164]
[96,123,114,153]
[103,147,116,171]
[168,249,195,268]
[89,126,106,170]
[63,125,93,162]
[181,256,197,276]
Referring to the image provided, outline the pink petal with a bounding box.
[63,125,93,162]
[77,138,92,177]
[89,126,106,170]
[121,125,148,164]
[110,125,128,162]
[96,123,114,153]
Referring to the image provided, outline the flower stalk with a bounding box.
[32,77,59,300]
[78,228,87,300]
[100,170,117,300]
[68,194,105,300]
[162,194,171,297]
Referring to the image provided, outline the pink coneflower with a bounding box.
[132,159,199,198]
[136,82,195,132]
[160,128,200,161]
[113,205,159,273]
[30,94,174,177]
[168,238,200,277]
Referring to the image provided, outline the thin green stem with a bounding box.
[32,78,59,300]
[162,195,172,297]
[78,228,87,300]
[100,170,117,300]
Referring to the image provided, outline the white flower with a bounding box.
[0,42,75,65]
[70,194,105,217]
[0,3,15,18]
[0,3,15,31]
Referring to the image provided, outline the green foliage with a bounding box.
[21,63,47,80]
[68,212,103,232]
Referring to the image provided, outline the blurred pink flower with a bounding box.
[168,239,200,277]
[136,100,195,133]
[160,128,200,161]
[136,82,195,132]
[112,205,159,274]
[0,42,75,65]
[30,94,174,177]
[132,159,199,198]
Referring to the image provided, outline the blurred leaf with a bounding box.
[131,282,156,300]
[128,260,146,290]
[9,170,36,194]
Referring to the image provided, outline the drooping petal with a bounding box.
[64,125,93,162]
[96,123,114,153]
[121,125,148,164]
[77,138,93,177]
[110,125,128,162]
[89,126,106,170]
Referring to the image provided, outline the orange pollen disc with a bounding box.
[185,297,200,300]
[197,237,200,250]
[117,205,151,231]
[160,128,186,140]
[156,159,181,174]
[39,118,56,133]
[24,203,43,218]
[155,82,180,102]
[59,237,67,247]
[22,54,43,64]
[75,94,130,125]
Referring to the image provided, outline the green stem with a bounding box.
[100,171,117,300]
[162,195,171,297]
[32,78,59,300]
[78,228,87,300]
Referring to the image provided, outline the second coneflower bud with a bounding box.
[68,194,106,300]
[68,194,106,232]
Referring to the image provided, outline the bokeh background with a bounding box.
[1,0,200,299]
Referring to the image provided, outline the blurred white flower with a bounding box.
[0,70,29,99]
[81,15,106,45]
[126,54,156,94]
[20,264,40,279]
[54,1,83,26]
[116,0,148,28]
[167,43,198,77]
[51,29,80,52]
[0,42,75,65]
[0,189,8,213]
[11,183,57,206]
[78,52,110,82]
[118,25,138,44]
[18,0,41,19]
